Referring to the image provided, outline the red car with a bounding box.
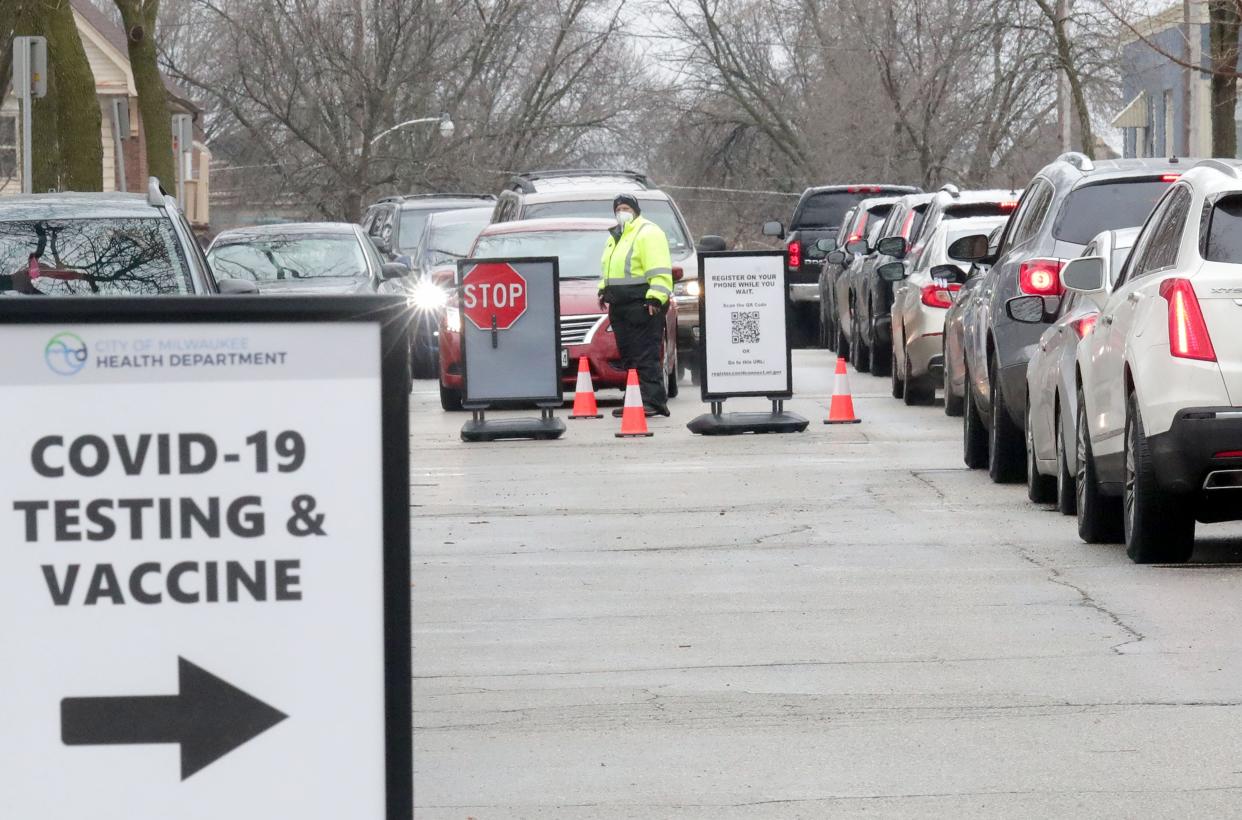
[437,218,680,410]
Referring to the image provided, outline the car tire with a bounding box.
[851,315,871,373]
[963,364,988,469]
[439,380,463,412]
[1075,386,1123,544]
[987,353,1025,484]
[1124,391,1194,564]
[904,357,935,406]
[1055,405,1076,515]
[836,322,850,361]
[823,305,837,352]
[667,364,679,399]
[943,343,964,416]
[1026,399,1056,503]
[891,346,904,399]
[869,316,891,376]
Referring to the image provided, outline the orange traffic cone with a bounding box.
[569,357,603,419]
[824,356,862,424]
[615,369,653,438]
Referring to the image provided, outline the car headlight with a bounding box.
[409,279,449,310]
[444,306,461,332]
[675,280,702,298]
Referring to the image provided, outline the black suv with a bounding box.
[950,152,1190,483]
[361,193,496,265]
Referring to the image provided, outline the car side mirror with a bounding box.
[217,277,259,295]
[826,250,847,265]
[845,239,869,255]
[947,233,990,262]
[672,266,685,282]
[877,261,907,282]
[697,235,727,252]
[1005,295,1055,324]
[382,261,411,280]
[1061,256,1106,294]
[815,237,837,253]
[929,263,967,284]
[876,236,907,258]
[762,221,785,238]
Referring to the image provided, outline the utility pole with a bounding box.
[1057,0,1072,151]
[11,36,48,195]
[1184,0,1193,156]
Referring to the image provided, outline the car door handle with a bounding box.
[1101,314,1114,325]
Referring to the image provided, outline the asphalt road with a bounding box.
[411,349,1242,818]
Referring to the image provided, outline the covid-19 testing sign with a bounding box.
[0,297,412,820]
[699,250,792,400]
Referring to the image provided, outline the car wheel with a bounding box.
[851,315,871,373]
[836,321,850,361]
[1055,405,1076,515]
[823,305,837,352]
[869,317,891,376]
[891,345,904,399]
[1124,391,1194,563]
[439,380,463,412]
[667,361,679,399]
[1026,399,1056,503]
[963,363,988,469]
[987,353,1025,484]
[904,356,934,406]
[665,335,679,399]
[943,342,963,417]
[1075,386,1123,543]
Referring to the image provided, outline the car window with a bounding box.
[397,209,432,251]
[862,206,893,237]
[0,217,195,296]
[419,211,493,266]
[207,234,371,282]
[1052,179,1173,244]
[793,193,873,229]
[1202,194,1242,263]
[472,230,606,279]
[1131,185,1190,278]
[523,199,691,254]
[1007,180,1052,249]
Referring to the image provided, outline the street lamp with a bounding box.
[369,112,455,148]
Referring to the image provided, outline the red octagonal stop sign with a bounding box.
[461,263,528,331]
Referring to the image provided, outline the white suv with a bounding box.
[1069,159,1242,562]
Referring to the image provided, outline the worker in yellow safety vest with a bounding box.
[598,193,674,417]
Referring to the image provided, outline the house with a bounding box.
[1114,2,1215,158]
[0,0,212,228]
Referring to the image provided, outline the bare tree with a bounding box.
[115,0,176,188]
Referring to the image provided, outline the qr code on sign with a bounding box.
[731,310,761,345]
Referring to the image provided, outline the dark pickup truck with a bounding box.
[764,184,921,344]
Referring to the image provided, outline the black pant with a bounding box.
[609,298,667,409]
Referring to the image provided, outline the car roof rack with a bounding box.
[1191,158,1242,179]
[507,169,652,193]
[374,193,496,204]
[938,183,961,198]
[1056,152,1095,172]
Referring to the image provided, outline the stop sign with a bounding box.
[461,263,528,331]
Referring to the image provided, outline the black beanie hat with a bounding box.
[613,194,641,216]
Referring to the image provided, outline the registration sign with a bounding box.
[0,297,412,820]
[698,251,792,400]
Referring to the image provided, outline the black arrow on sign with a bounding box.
[61,656,288,780]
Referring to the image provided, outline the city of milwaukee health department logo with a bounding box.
[45,332,88,376]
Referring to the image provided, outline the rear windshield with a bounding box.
[793,189,912,230]
[473,230,606,279]
[862,206,893,235]
[0,217,193,296]
[209,235,369,282]
[1203,196,1242,263]
[944,202,1017,220]
[1052,180,1172,244]
[523,199,691,255]
[421,212,493,266]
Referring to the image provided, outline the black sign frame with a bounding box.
[457,256,563,407]
[0,295,413,820]
[696,249,794,402]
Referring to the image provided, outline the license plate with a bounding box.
[560,348,569,368]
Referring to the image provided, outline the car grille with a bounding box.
[560,314,605,346]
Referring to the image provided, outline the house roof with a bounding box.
[70,0,200,114]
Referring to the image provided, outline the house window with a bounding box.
[0,116,17,183]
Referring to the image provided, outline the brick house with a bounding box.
[0,0,211,227]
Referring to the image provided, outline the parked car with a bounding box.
[0,180,252,297]
[826,196,901,369]
[852,187,1020,379]
[207,223,407,295]
[361,192,496,266]
[817,206,859,351]
[1011,228,1138,513]
[763,184,920,345]
[400,207,494,377]
[886,216,1008,405]
[948,152,1189,484]
[491,169,712,382]
[1071,159,1242,563]
[943,225,1006,417]
[437,218,680,411]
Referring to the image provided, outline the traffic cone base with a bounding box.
[616,368,653,437]
[824,356,862,424]
[568,356,603,419]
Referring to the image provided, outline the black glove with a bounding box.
[645,298,664,315]
[598,294,608,311]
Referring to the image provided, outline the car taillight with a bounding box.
[921,283,960,309]
[1161,174,1181,182]
[847,186,883,193]
[1000,200,1018,211]
[787,239,800,270]
[1160,277,1216,361]
[1019,258,1064,296]
[1071,314,1098,339]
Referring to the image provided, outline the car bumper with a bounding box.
[1147,408,1242,520]
[789,283,819,303]
[905,332,943,379]
[673,296,700,352]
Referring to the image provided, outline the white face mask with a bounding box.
[616,210,634,226]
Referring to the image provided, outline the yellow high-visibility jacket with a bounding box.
[598,216,674,304]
